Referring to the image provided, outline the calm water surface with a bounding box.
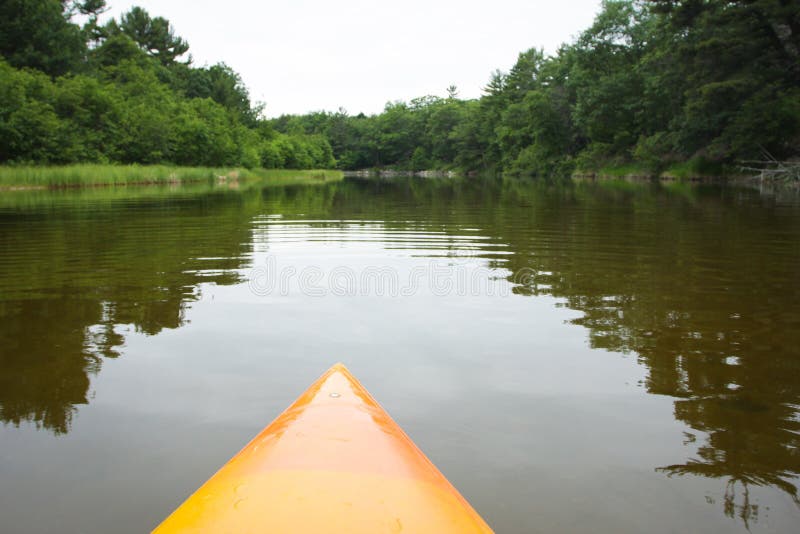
[1,177,799,533]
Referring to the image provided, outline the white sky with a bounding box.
[105,1,602,117]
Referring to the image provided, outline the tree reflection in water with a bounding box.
[500,180,800,524]
[1,177,798,526]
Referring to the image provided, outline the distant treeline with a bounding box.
[0,1,335,169]
[274,0,800,176]
[2,1,798,176]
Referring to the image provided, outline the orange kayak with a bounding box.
[153,363,493,533]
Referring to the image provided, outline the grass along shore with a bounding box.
[0,165,343,189]
[571,156,736,182]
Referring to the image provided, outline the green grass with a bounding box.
[574,158,739,182]
[660,158,729,180]
[0,164,343,189]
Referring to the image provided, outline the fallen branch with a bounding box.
[738,148,800,182]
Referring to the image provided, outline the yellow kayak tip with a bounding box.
[154,363,493,533]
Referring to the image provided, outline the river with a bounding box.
[0,176,798,533]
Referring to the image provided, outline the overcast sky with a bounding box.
[105,1,602,117]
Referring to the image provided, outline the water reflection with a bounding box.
[0,177,798,527]
[0,191,255,433]
[499,181,800,523]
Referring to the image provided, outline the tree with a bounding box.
[649,0,800,160]
[116,6,189,65]
[0,0,86,76]
[182,64,261,127]
[91,33,150,68]
[568,1,654,155]
[73,0,109,46]
[505,48,547,101]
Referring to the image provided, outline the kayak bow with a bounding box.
[154,363,493,533]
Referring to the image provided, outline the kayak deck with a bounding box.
[154,363,492,533]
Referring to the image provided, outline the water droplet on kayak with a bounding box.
[329,392,341,398]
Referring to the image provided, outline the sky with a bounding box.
[105,1,603,117]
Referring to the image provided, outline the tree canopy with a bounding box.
[0,1,334,169]
[272,0,799,176]
[1,0,797,175]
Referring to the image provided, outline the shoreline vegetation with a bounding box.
[0,165,342,190]
[1,1,798,186]
[0,161,784,193]
[343,165,792,189]
[268,1,799,184]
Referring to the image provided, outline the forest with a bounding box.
[0,0,335,169]
[2,0,799,177]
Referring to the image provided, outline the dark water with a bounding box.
[1,177,799,533]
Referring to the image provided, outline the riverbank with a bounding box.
[571,159,800,189]
[0,165,343,190]
[573,172,800,191]
[344,166,789,190]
